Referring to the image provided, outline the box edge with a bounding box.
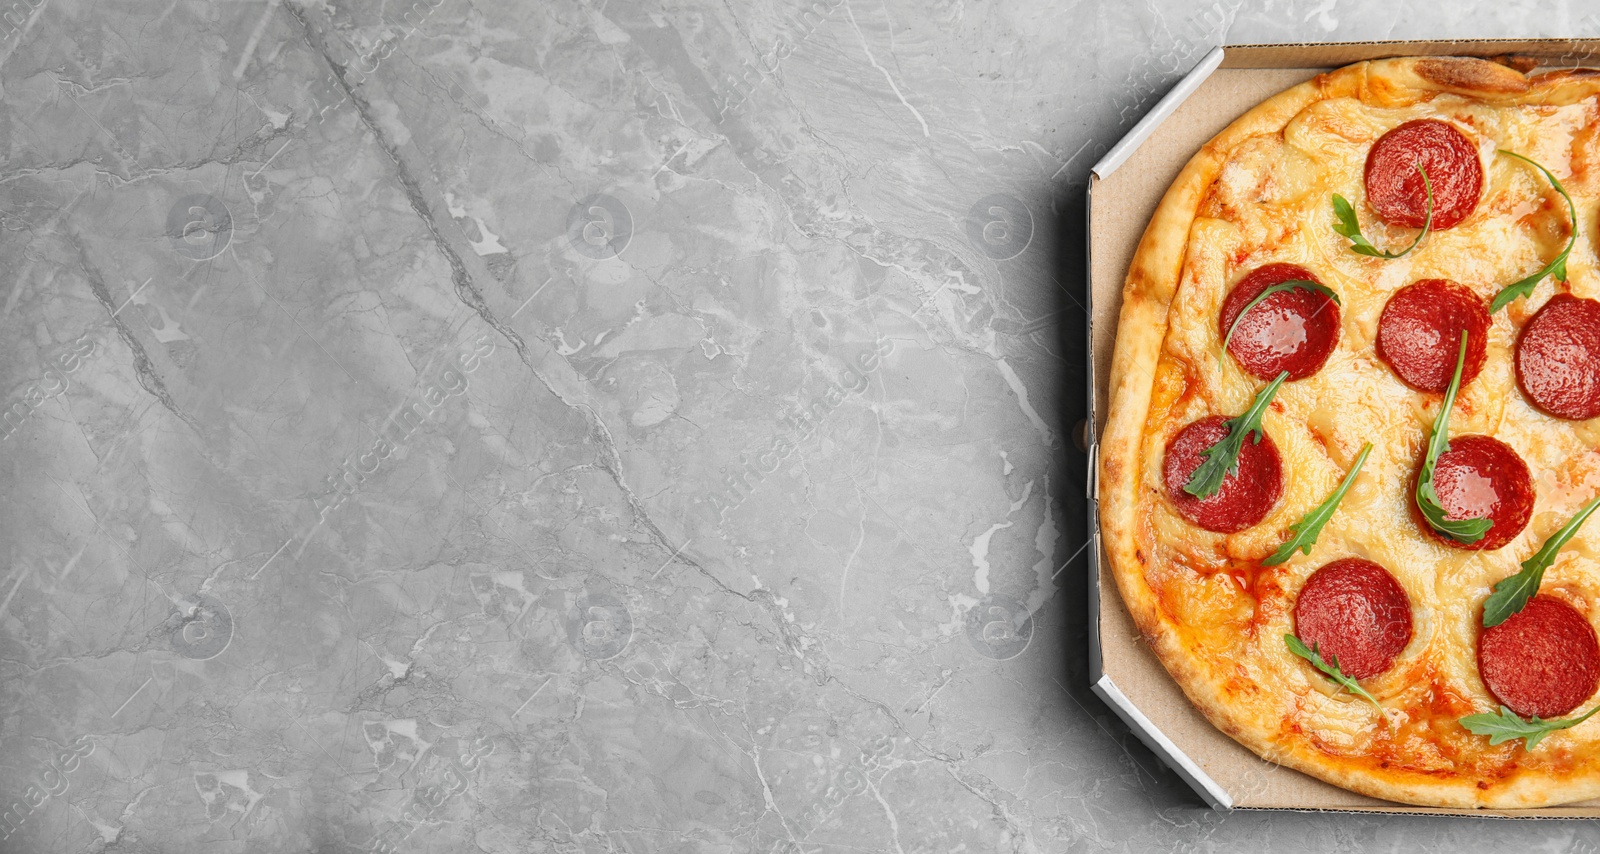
[1086,177,1104,686]
[1091,674,1234,810]
[1090,45,1226,180]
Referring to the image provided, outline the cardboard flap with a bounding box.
[1092,46,1225,179]
[1222,39,1600,68]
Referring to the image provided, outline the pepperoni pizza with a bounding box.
[1099,56,1600,808]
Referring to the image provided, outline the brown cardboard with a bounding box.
[1221,39,1600,68]
[1089,40,1600,816]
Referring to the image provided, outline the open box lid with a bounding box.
[1085,38,1600,815]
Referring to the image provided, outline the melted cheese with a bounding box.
[1138,91,1600,779]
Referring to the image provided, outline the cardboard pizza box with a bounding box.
[1086,38,1600,817]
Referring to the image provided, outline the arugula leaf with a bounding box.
[1460,703,1600,750]
[1219,279,1343,370]
[1489,150,1577,314]
[1481,492,1600,627]
[1284,634,1391,722]
[1414,331,1492,544]
[1183,371,1289,499]
[1262,443,1373,566]
[1332,164,1434,259]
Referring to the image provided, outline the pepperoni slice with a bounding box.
[1479,595,1600,719]
[1376,279,1490,394]
[1515,294,1600,421]
[1365,119,1483,230]
[1163,415,1282,533]
[1218,263,1341,381]
[1416,435,1534,551]
[1293,558,1413,680]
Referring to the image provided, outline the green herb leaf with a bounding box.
[1284,634,1391,722]
[1331,164,1433,259]
[1481,492,1600,627]
[1489,150,1577,314]
[1183,371,1290,499]
[1414,331,1492,543]
[1460,703,1600,750]
[1219,279,1342,370]
[1262,443,1373,566]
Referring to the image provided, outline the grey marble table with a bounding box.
[0,0,1596,852]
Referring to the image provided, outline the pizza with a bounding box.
[1097,55,1600,809]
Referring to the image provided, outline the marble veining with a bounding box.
[0,0,1596,851]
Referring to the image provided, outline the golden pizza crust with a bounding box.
[1100,56,1600,809]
